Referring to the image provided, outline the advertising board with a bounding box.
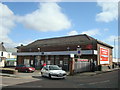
[100,47,109,64]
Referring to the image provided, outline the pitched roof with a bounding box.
[18,34,113,50]
[97,40,113,48]
[24,34,96,48]
[0,42,6,51]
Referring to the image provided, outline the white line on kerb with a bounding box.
[88,80,110,85]
[13,85,42,88]
[0,84,8,86]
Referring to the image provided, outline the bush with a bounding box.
[0,68,18,74]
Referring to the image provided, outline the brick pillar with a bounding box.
[69,58,75,75]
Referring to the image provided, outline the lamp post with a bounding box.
[29,48,32,66]
[114,37,120,63]
[67,46,70,71]
[67,47,70,51]
[38,47,41,60]
[37,47,41,69]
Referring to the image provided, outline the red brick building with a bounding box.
[14,34,113,71]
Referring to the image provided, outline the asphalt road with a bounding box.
[1,70,119,88]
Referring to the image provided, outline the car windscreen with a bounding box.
[49,65,61,70]
[25,65,31,67]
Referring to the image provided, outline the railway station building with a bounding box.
[14,34,113,71]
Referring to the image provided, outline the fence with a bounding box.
[74,59,90,73]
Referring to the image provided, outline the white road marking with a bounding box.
[88,80,110,85]
[78,80,110,86]
[79,84,85,85]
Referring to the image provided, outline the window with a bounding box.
[60,61,63,65]
[31,60,33,65]
[49,65,61,70]
[1,52,3,56]
[51,55,54,60]
[47,60,51,64]
[24,59,30,65]
[46,55,48,60]
[56,55,59,59]
[41,61,44,65]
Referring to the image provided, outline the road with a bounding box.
[1,70,119,88]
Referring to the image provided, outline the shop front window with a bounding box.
[24,59,30,65]
[51,55,54,65]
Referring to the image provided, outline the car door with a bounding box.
[21,65,26,71]
[15,65,20,71]
[44,66,50,77]
[42,66,49,77]
[41,67,47,76]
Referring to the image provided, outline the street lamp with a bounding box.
[29,48,32,66]
[67,46,70,71]
[36,47,41,69]
[37,47,41,60]
[38,47,40,52]
[77,45,80,48]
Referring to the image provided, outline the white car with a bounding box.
[41,65,67,79]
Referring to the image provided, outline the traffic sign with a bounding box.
[77,48,81,56]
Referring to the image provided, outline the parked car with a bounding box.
[41,65,67,79]
[15,64,35,73]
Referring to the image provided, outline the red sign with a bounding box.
[100,47,109,64]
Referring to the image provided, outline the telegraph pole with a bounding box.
[114,39,116,61]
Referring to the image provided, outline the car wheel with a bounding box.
[49,74,51,79]
[62,77,66,79]
[41,72,43,77]
[25,70,28,73]
[18,70,20,72]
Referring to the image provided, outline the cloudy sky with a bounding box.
[0,0,119,57]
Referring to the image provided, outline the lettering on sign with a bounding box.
[77,59,88,62]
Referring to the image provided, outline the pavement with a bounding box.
[0,68,119,79]
[74,68,119,76]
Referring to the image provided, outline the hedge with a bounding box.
[0,68,18,74]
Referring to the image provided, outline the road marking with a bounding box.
[88,80,110,85]
[79,84,85,85]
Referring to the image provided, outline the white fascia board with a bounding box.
[12,50,98,56]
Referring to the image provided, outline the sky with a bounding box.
[0,1,119,58]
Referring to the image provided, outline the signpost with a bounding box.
[77,45,81,59]
[77,47,81,56]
